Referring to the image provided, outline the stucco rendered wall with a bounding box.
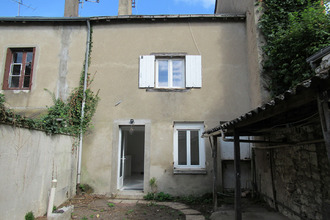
[216,0,268,107]
[0,24,86,113]
[255,125,330,220]
[0,124,77,220]
[0,18,257,197]
[82,20,253,196]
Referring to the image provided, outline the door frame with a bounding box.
[117,127,126,189]
[111,119,151,193]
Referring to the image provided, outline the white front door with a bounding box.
[118,128,126,189]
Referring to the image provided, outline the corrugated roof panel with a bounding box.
[204,73,330,135]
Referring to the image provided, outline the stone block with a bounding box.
[186,215,205,220]
[47,206,73,220]
[180,209,201,215]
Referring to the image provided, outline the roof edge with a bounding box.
[306,45,330,64]
[0,14,245,23]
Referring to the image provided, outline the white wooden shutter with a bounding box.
[185,55,202,88]
[139,55,155,88]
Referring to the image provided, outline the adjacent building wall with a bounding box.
[0,124,77,219]
[216,0,268,107]
[254,124,330,219]
[0,23,86,113]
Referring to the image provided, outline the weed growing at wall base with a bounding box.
[144,192,174,201]
[25,211,34,220]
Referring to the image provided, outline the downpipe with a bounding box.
[77,19,91,185]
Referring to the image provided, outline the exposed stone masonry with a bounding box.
[255,124,330,220]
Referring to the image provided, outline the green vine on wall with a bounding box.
[0,28,99,136]
[259,0,330,96]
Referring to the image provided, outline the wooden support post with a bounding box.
[234,130,242,220]
[317,90,330,162]
[269,149,278,211]
[212,136,218,211]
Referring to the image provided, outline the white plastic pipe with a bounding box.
[77,19,91,185]
[47,179,57,217]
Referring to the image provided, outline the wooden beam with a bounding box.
[212,136,218,211]
[234,130,242,220]
[269,149,278,211]
[317,90,330,161]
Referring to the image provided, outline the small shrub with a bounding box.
[144,192,155,200]
[126,209,134,215]
[147,201,156,207]
[25,211,34,220]
[144,192,173,201]
[149,177,157,193]
[79,184,85,191]
[0,93,5,107]
[154,192,173,201]
[149,177,157,187]
[176,193,213,205]
[107,202,115,207]
[78,184,94,194]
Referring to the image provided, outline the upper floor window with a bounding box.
[139,54,202,89]
[2,48,35,90]
[156,58,185,88]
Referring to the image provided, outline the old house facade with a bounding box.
[0,0,262,202]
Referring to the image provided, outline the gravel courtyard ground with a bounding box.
[64,194,186,220]
[36,193,214,219]
[37,192,284,220]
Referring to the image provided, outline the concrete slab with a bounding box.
[180,209,202,215]
[186,215,205,220]
[210,208,290,220]
[160,202,189,210]
[47,206,73,220]
[112,191,145,200]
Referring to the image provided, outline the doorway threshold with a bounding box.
[114,190,145,200]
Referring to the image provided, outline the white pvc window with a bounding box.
[139,55,202,89]
[156,59,185,88]
[173,123,205,169]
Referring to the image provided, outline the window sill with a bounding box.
[145,88,191,92]
[173,168,207,175]
[3,89,30,93]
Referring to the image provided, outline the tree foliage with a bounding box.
[259,0,330,96]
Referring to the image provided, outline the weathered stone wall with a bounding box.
[0,124,77,219]
[255,124,330,220]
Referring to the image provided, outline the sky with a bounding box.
[0,0,216,17]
